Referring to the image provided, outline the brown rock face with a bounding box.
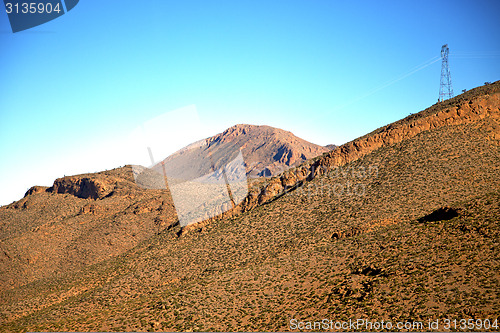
[24,186,48,197]
[50,177,113,199]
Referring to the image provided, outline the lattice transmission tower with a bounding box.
[438,44,453,102]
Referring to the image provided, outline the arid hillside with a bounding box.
[0,167,178,291]
[0,81,499,332]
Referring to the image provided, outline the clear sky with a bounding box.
[1,0,499,205]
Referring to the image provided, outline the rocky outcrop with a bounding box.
[49,176,114,199]
[24,186,49,197]
[180,82,500,234]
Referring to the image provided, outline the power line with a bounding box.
[334,55,441,111]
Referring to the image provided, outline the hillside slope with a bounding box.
[1,81,499,332]
[0,167,177,291]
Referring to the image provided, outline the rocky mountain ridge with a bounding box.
[156,123,331,179]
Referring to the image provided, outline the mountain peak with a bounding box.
[164,123,330,178]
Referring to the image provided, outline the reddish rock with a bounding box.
[24,186,48,197]
[50,177,113,200]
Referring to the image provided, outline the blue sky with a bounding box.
[1,0,499,205]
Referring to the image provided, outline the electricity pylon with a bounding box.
[439,44,453,102]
